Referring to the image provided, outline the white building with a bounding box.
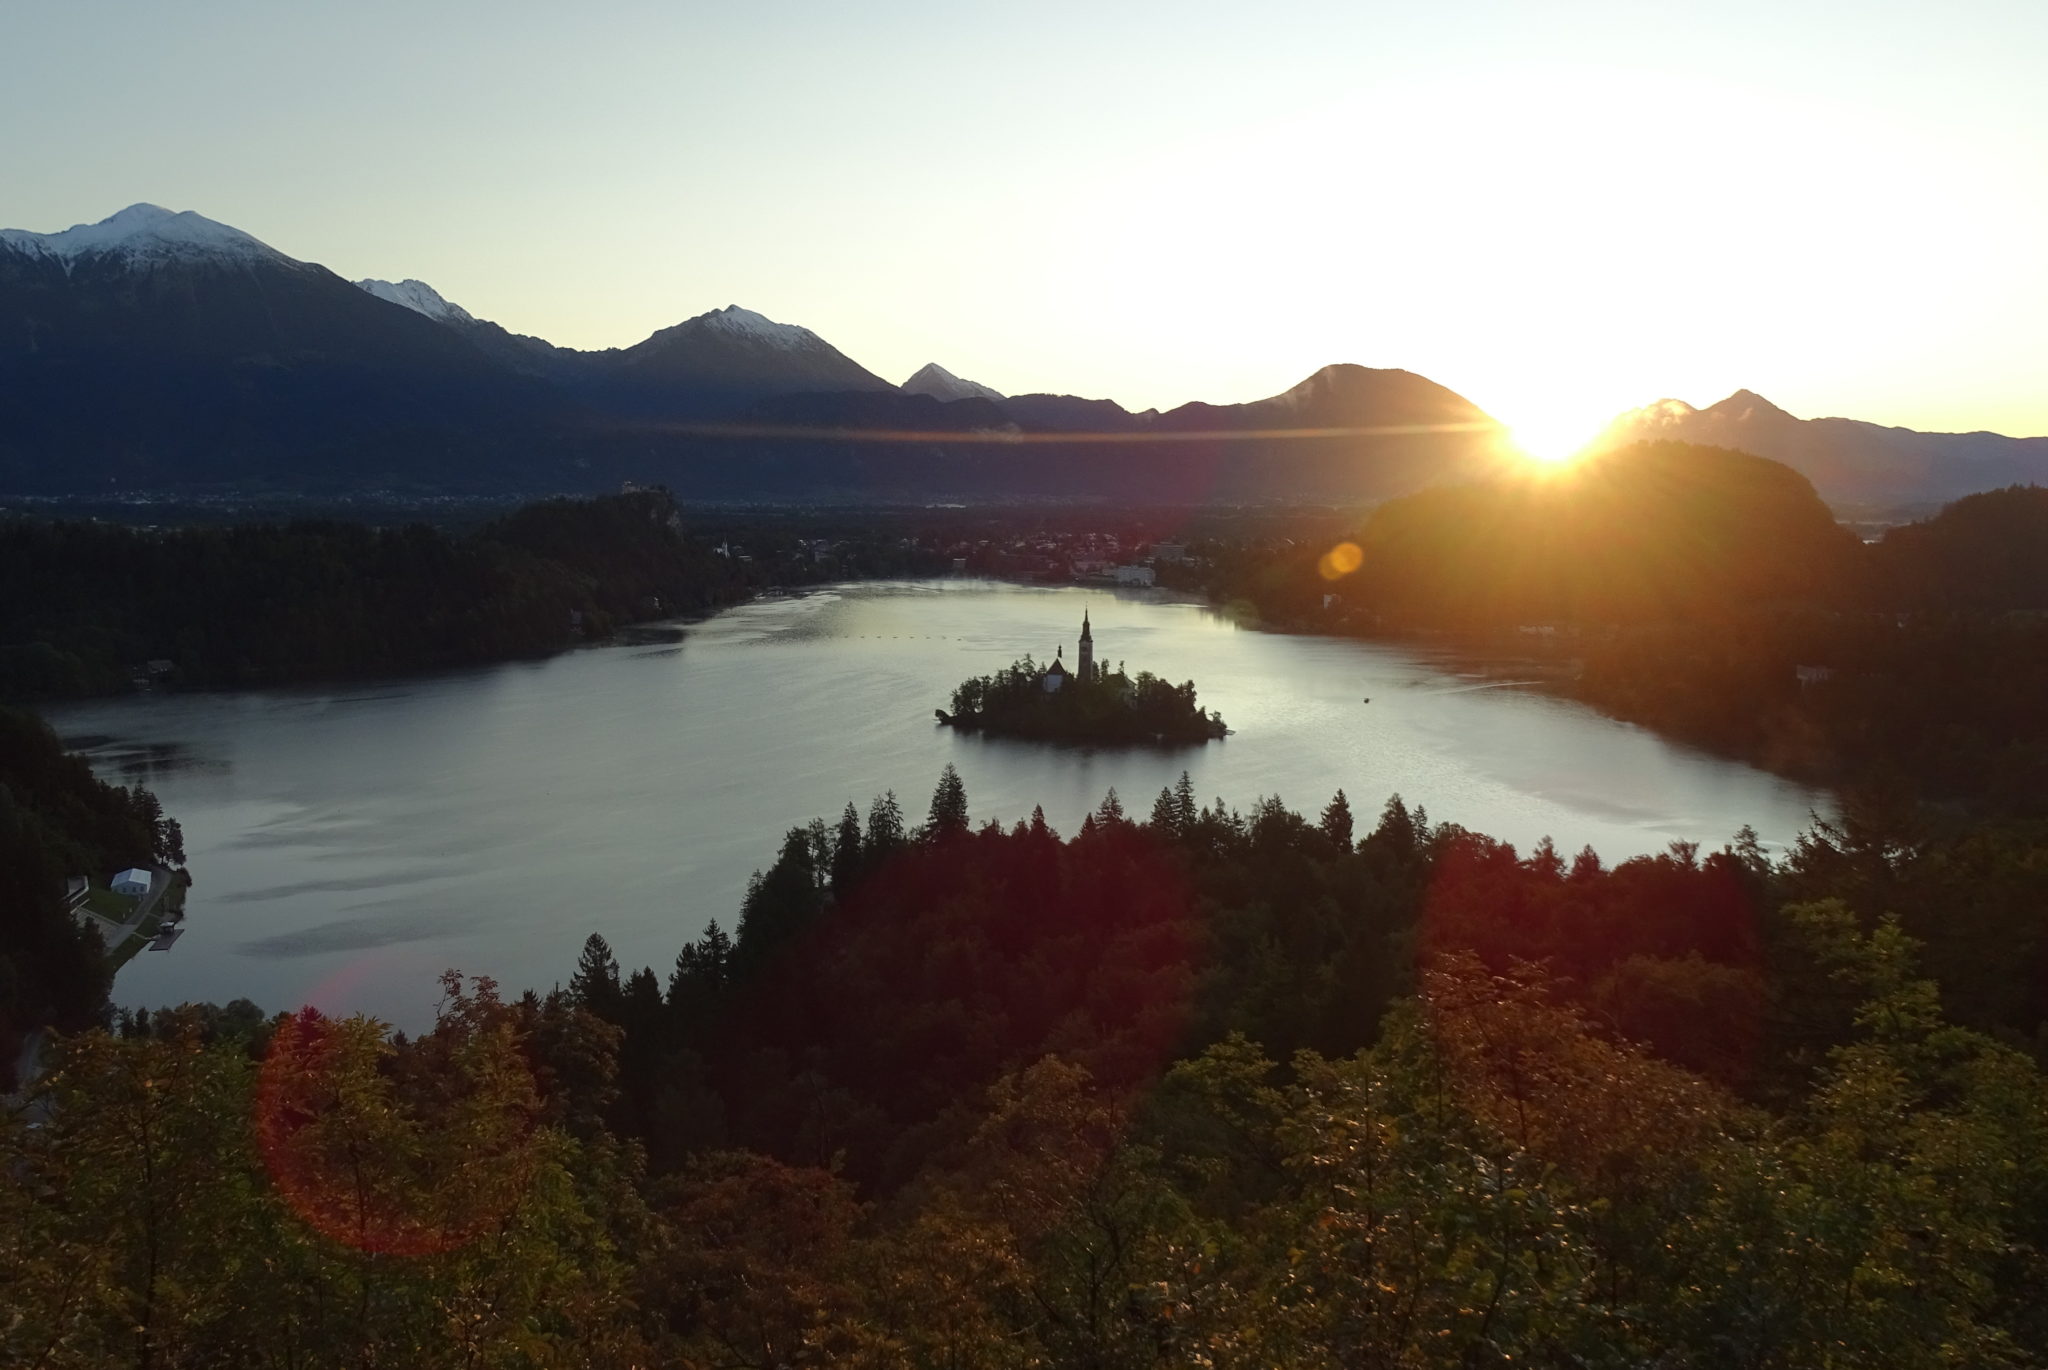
[1110,565,1155,586]
[111,868,152,897]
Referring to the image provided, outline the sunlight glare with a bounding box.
[1507,412,1602,467]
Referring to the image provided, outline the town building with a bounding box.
[111,868,151,897]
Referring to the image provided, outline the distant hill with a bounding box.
[1872,484,2048,612]
[901,362,1004,403]
[1597,390,2048,504]
[1347,441,1861,624]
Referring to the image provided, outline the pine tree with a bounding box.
[866,790,906,854]
[669,919,734,1005]
[735,829,825,970]
[831,802,864,893]
[623,966,663,1028]
[1173,770,1198,832]
[1319,789,1355,852]
[701,919,733,976]
[926,764,970,839]
[1150,785,1182,838]
[569,933,622,1018]
[1371,794,1417,857]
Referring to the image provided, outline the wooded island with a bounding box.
[937,610,1227,745]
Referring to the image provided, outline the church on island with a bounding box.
[1040,610,1097,692]
[938,607,1224,745]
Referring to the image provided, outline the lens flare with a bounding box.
[254,1005,539,1255]
[1319,541,1363,580]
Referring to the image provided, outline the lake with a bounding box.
[46,580,1828,1028]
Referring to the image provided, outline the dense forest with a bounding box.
[942,658,1228,744]
[0,489,949,700]
[9,765,2048,1365]
[0,706,185,1083]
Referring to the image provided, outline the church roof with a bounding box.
[1044,657,1069,677]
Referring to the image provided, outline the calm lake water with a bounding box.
[48,580,1827,1028]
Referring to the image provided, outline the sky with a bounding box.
[3,0,2045,444]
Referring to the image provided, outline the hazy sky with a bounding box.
[4,0,2044,443]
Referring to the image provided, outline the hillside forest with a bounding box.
[8,762,2048,1366]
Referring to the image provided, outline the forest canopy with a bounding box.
[12,766,2048,1366]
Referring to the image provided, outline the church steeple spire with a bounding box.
[1077,608,1095,684]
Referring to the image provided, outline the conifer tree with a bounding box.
[1371,794,1417,857]
[1319,789,1355,852]
[570,933,622,1018]
[831,802,864,893]
[926,764,970,839]
[1150,785,1182,838]
[866,790,906,854]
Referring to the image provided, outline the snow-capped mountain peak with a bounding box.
[680,304,823,350]
[902,362,1004,403]
[355,278,477,325]
[0,203,287,272]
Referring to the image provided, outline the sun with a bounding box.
[1505,411,1603,467]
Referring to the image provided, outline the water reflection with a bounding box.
[64,735,227,784]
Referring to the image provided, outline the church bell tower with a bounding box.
[1077,609,1094,684]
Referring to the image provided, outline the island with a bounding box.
[936,610,1227,745]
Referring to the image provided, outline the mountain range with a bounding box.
[1595,391,2048,504]
[2,204,2040,504]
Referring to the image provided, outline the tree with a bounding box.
[866,790,906,855]
[1366,793,1418,861]
[1149,785,1183,839]
[571,932,623,1018]
[642,1152,867,1366]
[831,800,865,893]
[1173,770,1198,833]
[734,828,828,973]
[926,764,970,840]
[1318,788,1355,852]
